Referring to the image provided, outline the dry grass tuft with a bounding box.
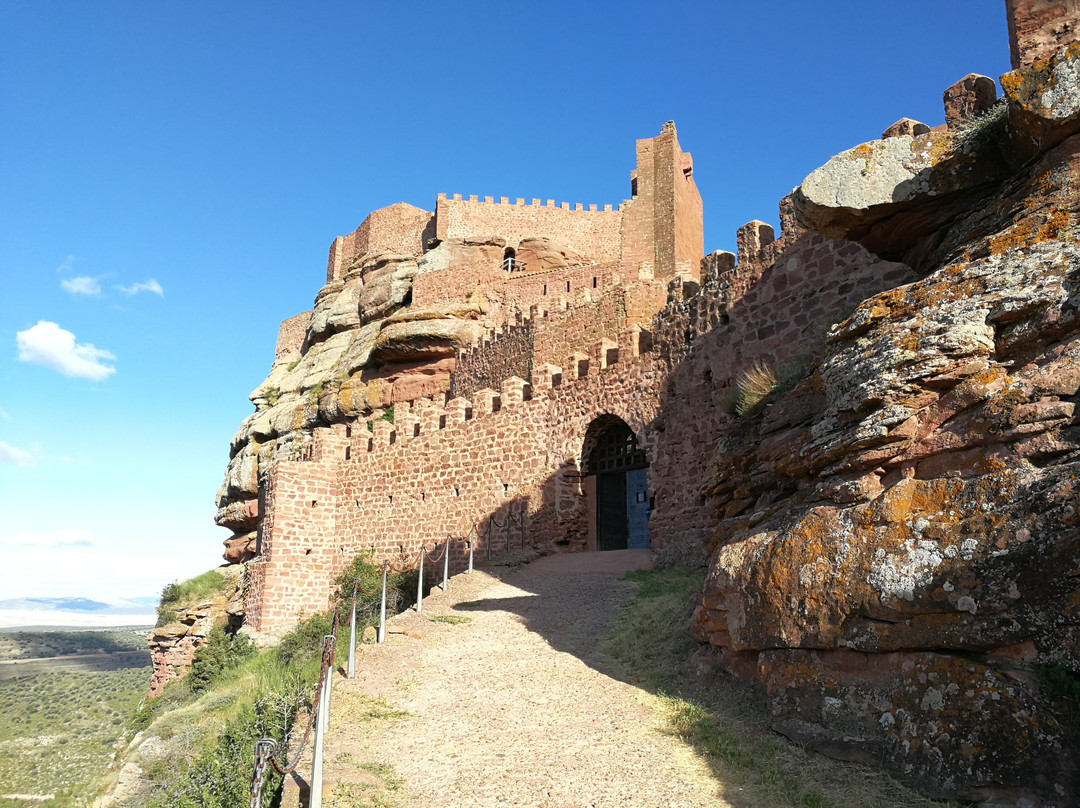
[735,361,777,415]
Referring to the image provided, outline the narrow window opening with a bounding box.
[413,423,420,437]
[421,492,426,502]
[345,425,352,438]
[344,446,351,460]
[543,284,547,295]
[503,482,509,494]
[592,277,597,288]
[311,499,317,507]
[566,280,571,293]
[388,494,393,504]
[491,397,501,413]
[305,548,312,556]
[465,406,474,420]
[454,487,460,497]
[439,414,447,429]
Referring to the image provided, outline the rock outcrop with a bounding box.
[147,566,243,697]
[694,48,1080,806]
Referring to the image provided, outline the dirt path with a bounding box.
[315,551,726,808]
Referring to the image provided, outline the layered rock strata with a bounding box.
[694,44,1080,806]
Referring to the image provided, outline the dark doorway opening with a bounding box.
[583,416,649,551]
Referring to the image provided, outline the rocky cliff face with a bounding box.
[147,567,243,697]
[693,47,1080,805]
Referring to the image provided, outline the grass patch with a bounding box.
[735,361,777,416]
[427,614,471,625]
[156,569,228,627]
[259,384,280,406]
[336,694,412,724]
[605,567,951,808]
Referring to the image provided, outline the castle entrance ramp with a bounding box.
[304,556,721,807]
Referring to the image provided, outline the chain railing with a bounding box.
[249,510,529,806]
[249,607,339,807]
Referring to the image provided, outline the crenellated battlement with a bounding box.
[437,192,623,213]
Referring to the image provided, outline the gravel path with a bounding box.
[319,553,725,808]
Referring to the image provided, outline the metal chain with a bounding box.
[267,607,339,776]
[426,539,448,562]
[249,737,278,807]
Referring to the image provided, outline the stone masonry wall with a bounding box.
[451,320,534,399]
[327,202,434,282]
[433,195,624,263]
[411,259,627,323]
[244,436,344,631]
[276,311,312,359]
[246,226,921,632]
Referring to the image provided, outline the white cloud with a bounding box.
[116,278,164,296]
[5,528,93,548]
[0,440,35,466]
[16,321,116,381]
[61,275,102,295]
[56,255,76,274]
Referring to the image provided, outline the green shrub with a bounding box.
[186,628,257,695]
[258,384,280,406]
[278,611,335,669]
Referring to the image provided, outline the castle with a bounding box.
[213,2,1080,800]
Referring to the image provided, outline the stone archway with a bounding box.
[581,415,649,551]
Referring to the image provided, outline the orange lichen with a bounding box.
[988,207,1072,255]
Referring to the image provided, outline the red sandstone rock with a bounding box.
[881,117,931,138]
[942,73,997,129]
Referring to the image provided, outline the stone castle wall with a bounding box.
[433,195,624,263]
[245,218,918,631]
[276,311,311,359]
[327,202,434,282]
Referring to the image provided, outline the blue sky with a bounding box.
[0,1,1012,603]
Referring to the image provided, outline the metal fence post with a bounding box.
[442,538,450,591]
[377,565,388,643]
[311,638,334,808]
[347,581,357,679]
[416,547,425,612]
[467,536,474,574]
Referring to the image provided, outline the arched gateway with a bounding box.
[582,415,650,551]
